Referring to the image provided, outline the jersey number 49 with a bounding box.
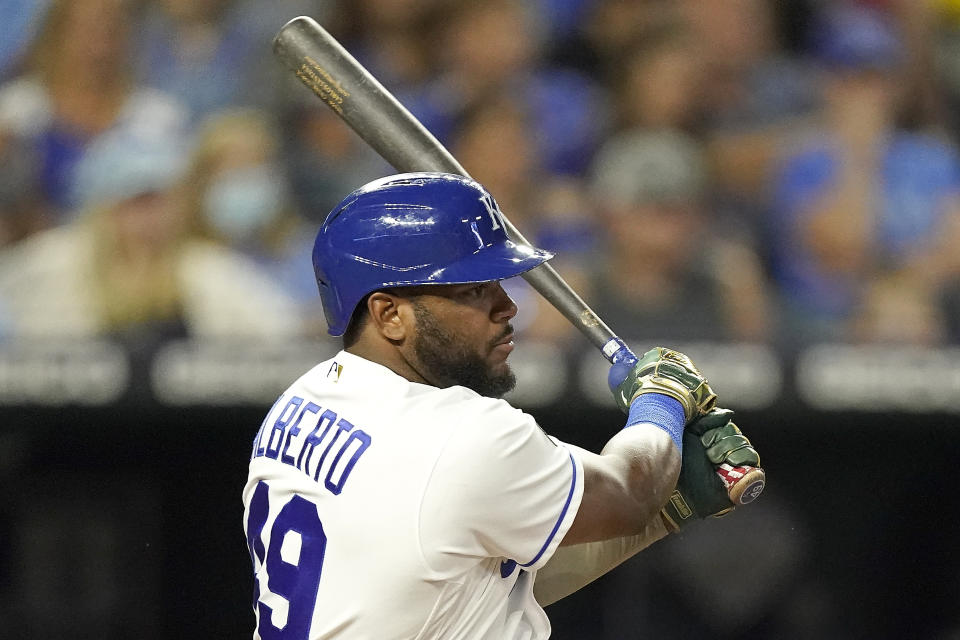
[246,481,326,639]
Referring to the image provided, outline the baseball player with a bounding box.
[242,173,760,639]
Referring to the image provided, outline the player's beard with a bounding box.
[411,300,516,398]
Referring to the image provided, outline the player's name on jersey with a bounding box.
[251,392,372,496]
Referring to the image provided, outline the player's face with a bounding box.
[406,282,518,397]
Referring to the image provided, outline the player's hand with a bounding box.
[609,347,717,421]
[661,408,761,531]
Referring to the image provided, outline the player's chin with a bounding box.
[485,362,517,398]
[490,356,515,385]
[487,344,514,373]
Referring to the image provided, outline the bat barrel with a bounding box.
[273,17,463,177]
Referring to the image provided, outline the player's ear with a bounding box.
[367,291,408,342]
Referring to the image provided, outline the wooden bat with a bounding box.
[271,16,765,506]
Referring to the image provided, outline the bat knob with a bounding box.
[717,464,766,505]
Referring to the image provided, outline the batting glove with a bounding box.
[661,408,761,531]
[610,347,717,421]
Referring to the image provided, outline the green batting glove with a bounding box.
[612,347,717,421]
[661,408,762,531]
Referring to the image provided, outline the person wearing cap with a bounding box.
[242,172,762,639]
[770,3,960,345]
[587,129,772,344]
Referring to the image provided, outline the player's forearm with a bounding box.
[565,356,697,545]
[601,425,681,526]
[563,426,679,545]
[534,516,669,606]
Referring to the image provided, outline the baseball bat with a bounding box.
[272,16,764,506]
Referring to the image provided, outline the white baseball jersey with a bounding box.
[242,350,585,639]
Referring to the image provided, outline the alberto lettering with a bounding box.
[252,394,372,496]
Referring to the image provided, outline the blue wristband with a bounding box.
[625,393,685,452]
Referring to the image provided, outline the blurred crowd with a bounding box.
[3,0,960,351]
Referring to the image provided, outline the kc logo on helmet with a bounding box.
[479,193,503,231]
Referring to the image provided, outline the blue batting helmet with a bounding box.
[313,172,553,336]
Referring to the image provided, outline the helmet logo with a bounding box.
[479,192,503,231]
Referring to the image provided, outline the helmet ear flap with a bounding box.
[313,172,553,337]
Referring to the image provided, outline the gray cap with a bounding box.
[589,129,705,206]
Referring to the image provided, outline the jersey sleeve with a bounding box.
[418,398,584,575]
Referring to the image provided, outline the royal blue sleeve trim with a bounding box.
[626,393,685,452]
[519,451,578,568]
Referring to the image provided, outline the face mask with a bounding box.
[203,165,286,244]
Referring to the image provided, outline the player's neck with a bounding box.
[346,341,432,387]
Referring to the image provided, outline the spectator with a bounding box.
[329,0,449,137]
[279,91,391,221]
[574,16,772,345]
[605,21,704,135]
[133,0,324,121]
[588,129,772,344]
[0,128,306,344]
[0,0,189,218]
[684,0,817,212]
[181,108,325,330]
[581,0,685,77]
[431,0,607,175]
[769,3,960,345]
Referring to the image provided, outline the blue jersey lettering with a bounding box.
[253,398,372,496]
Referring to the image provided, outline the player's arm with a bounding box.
[559,426,678,545]
[535,516,669,606]
[559,347,716,546]
[417,348,714,573]
[536,407,762,605]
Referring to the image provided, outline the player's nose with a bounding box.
[490,282,518,322]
